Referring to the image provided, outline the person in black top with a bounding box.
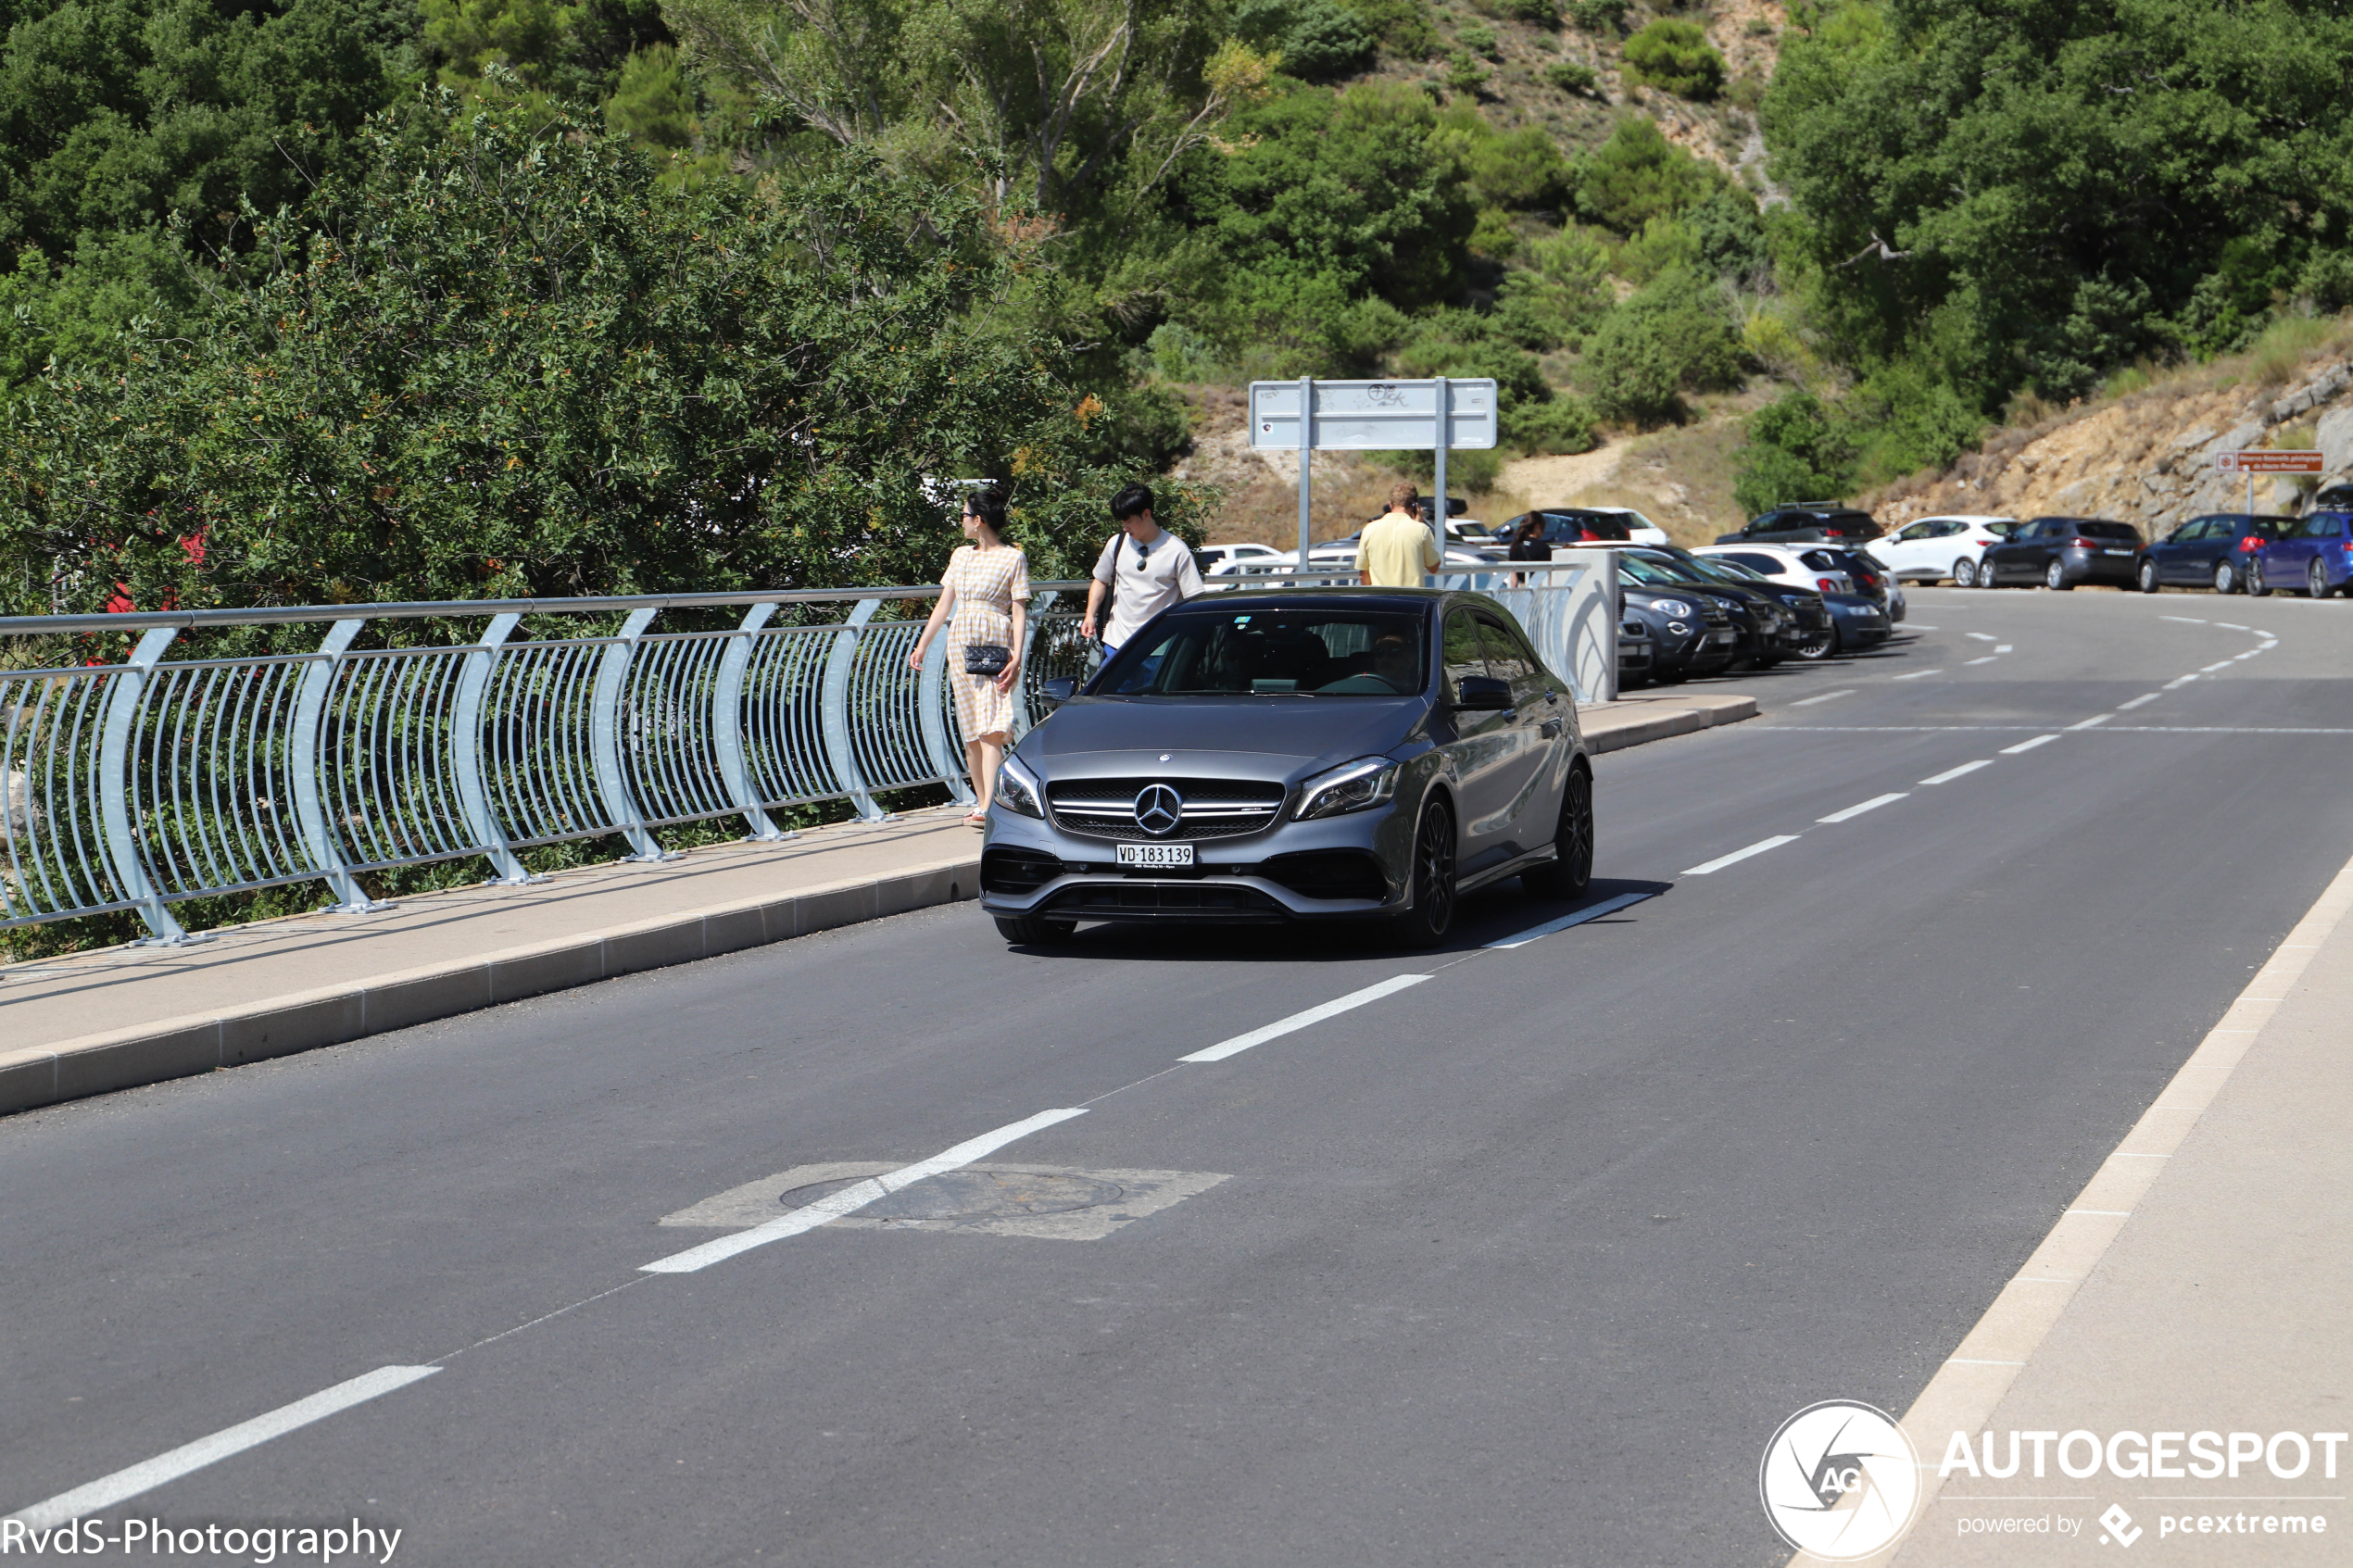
[1508,515,1552,585]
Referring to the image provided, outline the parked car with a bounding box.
[1867,514,2018,586]
[2134,514,2291,595]
[1193,542,1285,574]
[1580,506,1672,545]
[1715,505,1882,547]
[1981,517,2144,589]
[1695,543,1856,596]
[2310,483,2353,513]
[1683,553,1840,660]
[1620,546,1803,667]
[1618,616,1655,681]
[1617,555,1739,683]
[1500,508,1632,546]
[1798,546,1905,622]
[982,589,1594,947]
[2250,511,2353,598]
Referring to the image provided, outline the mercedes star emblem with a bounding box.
[1134,783,1184,837]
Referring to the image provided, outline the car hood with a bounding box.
[1022,696,1424,784]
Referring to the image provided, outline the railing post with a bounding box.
[714,601,790,838]
[591,607,671,861]
[916,601,975,806]
[452,611,535,884]
[821,599,886,822]
[98,626,195,944]
[289,617,390,913]
[1008,587,1058,745]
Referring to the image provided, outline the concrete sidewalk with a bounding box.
[0,696,1753,1118]
[1846,855,2353,1566]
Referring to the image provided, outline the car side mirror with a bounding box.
[1453,674,1511,710]
[1039,676,1078,709]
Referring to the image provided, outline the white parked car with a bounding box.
[1866,514,2018,586]
[1692,543,1856,595]
[1190,542,1285,573]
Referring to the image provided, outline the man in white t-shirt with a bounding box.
[1083,483,1204,652]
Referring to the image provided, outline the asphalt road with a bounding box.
[6,587,2351,1566]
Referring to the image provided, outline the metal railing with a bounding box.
[1,558,1613,944]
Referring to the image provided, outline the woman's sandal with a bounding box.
[963,809,988,827]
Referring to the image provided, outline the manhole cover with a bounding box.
[780,1170,1126,1223]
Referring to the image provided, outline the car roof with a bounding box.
[1180,586,1444,611]
[1912,513,2015,524]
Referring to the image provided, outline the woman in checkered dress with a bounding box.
[908,486,1029,825]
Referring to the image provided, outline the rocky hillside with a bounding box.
[1871,338,2353,535]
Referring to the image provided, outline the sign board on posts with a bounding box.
[1247,379,1499,451]
[2213,450,2324,473]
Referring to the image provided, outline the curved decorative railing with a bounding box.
[0,558,1613,944]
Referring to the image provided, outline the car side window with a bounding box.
[2302,515,2340,538]
[1896,521,1930,542]
[1747,513,1786,535]
[1442,608,1491,693]
[1727,552,1780,572]
[1474,613,1537,685]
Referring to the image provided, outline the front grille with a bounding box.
[981,847,1064,895]
[1047,777,1287,842]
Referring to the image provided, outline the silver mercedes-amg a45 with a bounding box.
[979,587,1594,947]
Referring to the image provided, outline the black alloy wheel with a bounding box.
[1522,766,1594,899]
[2137,558,2159,594]
[1953,558,1979,588]
[2248,557,2271,596]
[1390,797,1459,948]
[2214,560,2237,595]
[2311,559,2334,599]
[995,913,1077,945]
[2045,559,2071,591]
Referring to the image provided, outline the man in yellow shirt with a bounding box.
[1358,482,1442,587]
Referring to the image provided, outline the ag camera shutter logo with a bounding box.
[1759,1399,1923,1560]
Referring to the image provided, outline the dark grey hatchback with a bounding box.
[979,589,1594,947]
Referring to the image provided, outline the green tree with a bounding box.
[1575,115,1716,233]
[0,95,1189,618]
[1731,388,1854,516]
[1584,265,1743,425]
[1621,17,1723,99]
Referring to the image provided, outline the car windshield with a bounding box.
[1619,555,1701,587]
[1094,607,1429,696]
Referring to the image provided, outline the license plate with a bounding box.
[1117,843,1193,868]
[2103,547,2133,556]
[1711,630,1738,644]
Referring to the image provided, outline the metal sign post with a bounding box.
[2215,448,2324,514]
[1250,378,1500,566]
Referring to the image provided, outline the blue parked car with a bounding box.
[2250,512,2353,598]
[2134,513,2292,595]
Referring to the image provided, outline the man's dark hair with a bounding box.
[1110,483,1155,521]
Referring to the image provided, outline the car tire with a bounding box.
[1653,664,1689,684]
[1952,558,1978,588]
[1389,797,1459,948]
[2311,559,2333,599]
[2137,558,2159,594]
[1522,765,1594,900]
[2214,560,2237,595]
[1979,558,2001,588]
[1793,622,1840,660]
[2248,557,2271,596]
[994,913,1076,945]
[2045,560,2071,591]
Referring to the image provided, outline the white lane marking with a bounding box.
[2001,734,2060,754]
[1486,892,1654,950]
[2068,714,2113,730]
[1788,688,1856,707]
[1179,975,1431,1063]
[1964,656,1998,665]
[641,1110,1088,1273]
[1910,624,1940,631]
[2164,674,2199,689]
[1919,760,1993,784]
[1892,669,1943,681]
[2200,660,2235,672]
[1682,835,1800,875]
[1995,644,2014,653]
[2117,693,2161,710]
[5,1366,439,1531]
[2233,650,2259,660]
[1965,632,1998,642]
[1818,793,1907,823]
[2160,615,2208,624]
[2216,621,2249,630]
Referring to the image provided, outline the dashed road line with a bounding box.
[1788,688,1855,708]
[2002,734,2060,755]
[1682,835,1800,876]
[1486,892,1654,950]
[1995,644,2013,653]
[1920,760,1993,784]
[1179,976,1431,1063]
[1965,656,1998,665]
[2164,674,2199,689]
[2118,694,2161,710]
[2160,615,2208,624]
[1893,668,1942,681]
[2200,660,2235,672]
[2068,714,2112,730]
[1966,633,1997,642]
[1818,793,1907,823]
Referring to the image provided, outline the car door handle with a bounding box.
[1541,718,1563,739]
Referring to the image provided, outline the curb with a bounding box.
[0,857,979,1119]
[1584,695,1758,754]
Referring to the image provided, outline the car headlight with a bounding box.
[1637,596,1694,617]
[1296,756,1401,821]
[995,755,1044,818]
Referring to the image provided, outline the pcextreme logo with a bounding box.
[1760,1400,1924,1561]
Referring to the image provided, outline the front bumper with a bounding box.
[979,803,1412,922]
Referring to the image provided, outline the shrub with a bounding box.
[1235,0,1378,80]
[1458,20,1500,57]
[1339,0,1440,58]
[1504,393,1599,454]
[1485,0,1560,22]
[1621,19,1725,100]
[1543,58,1598,94]
[1565,0,1625,34]
[1585,268,1743,425]
[1731,390,1855,515]
[1445,50,1492,92]
[1574,115,1716,233]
